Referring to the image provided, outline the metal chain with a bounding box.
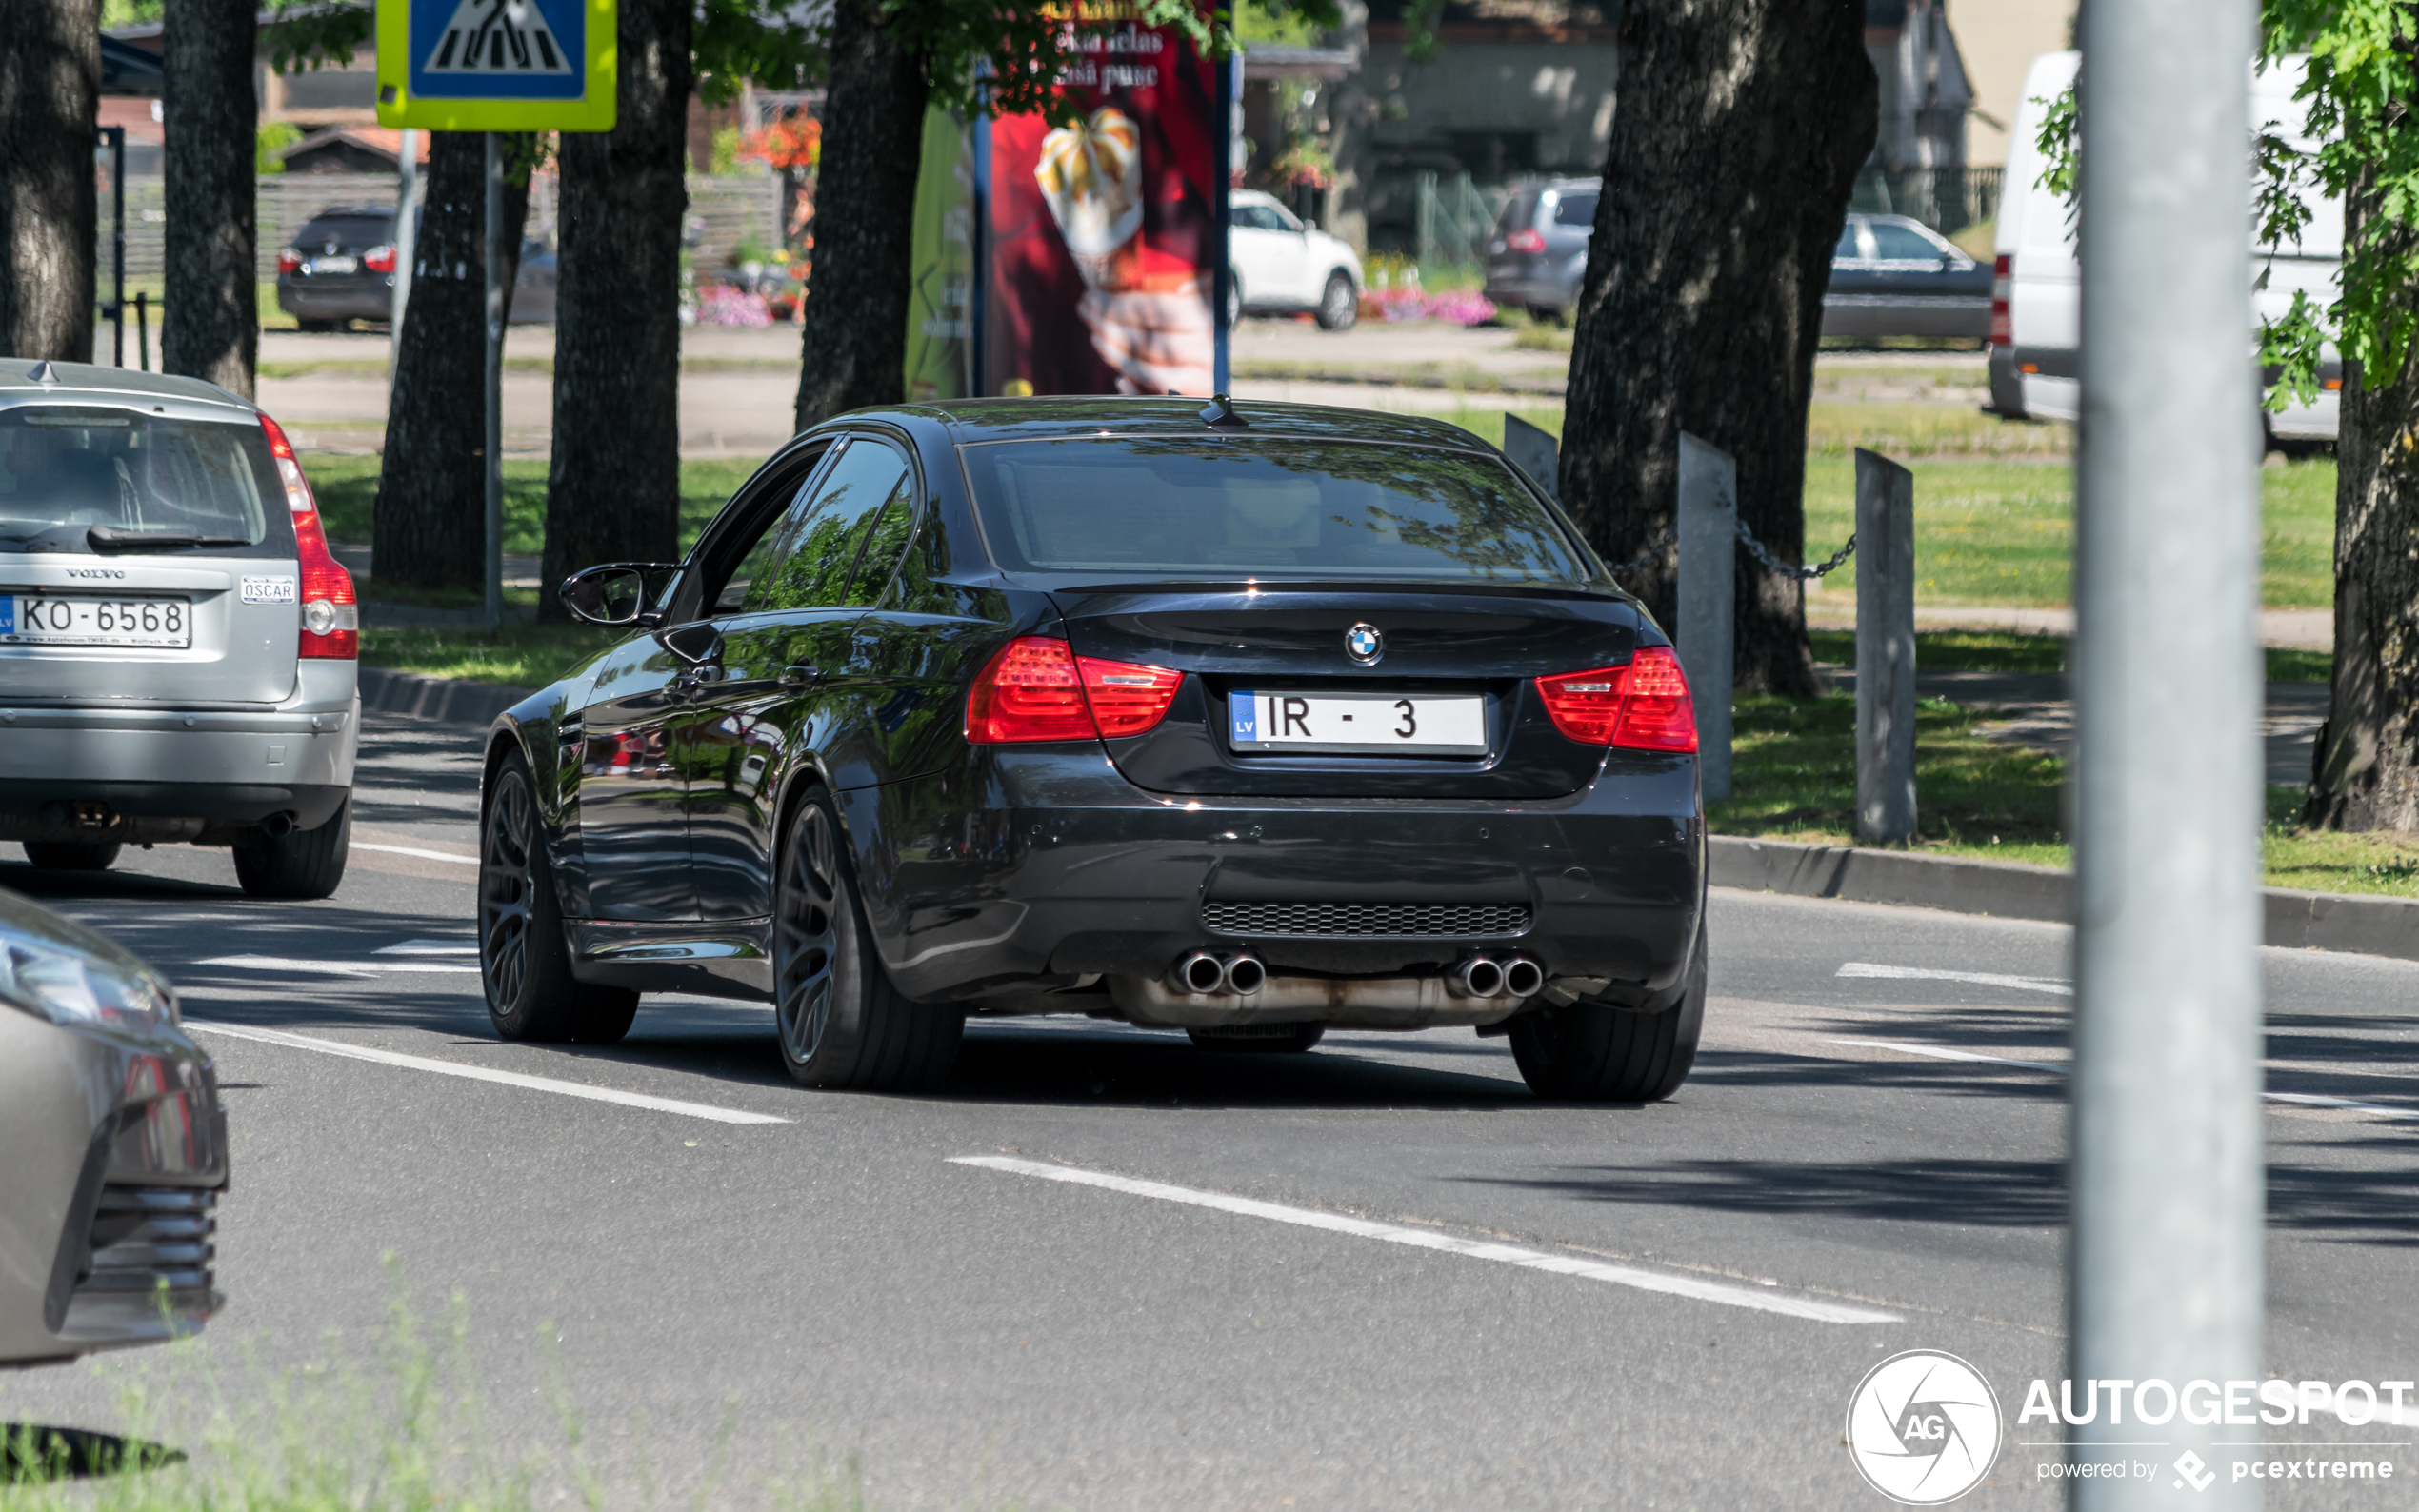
[1604,522,1855,585]
[1735,516,1856,581]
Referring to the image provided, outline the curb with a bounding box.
[356,666,535,729]
[1710,834,2419,965]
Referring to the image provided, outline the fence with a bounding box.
[1411,170,1505,277]
[1850,165,2005,236]
[100,171,785,284]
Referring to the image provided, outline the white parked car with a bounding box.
[1229,189,1363,330]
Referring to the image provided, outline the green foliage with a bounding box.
[711,124,744,173]
[695,0,829,104]
[255,121,303,175]
[99,0,162,25]
[261,0,375,74]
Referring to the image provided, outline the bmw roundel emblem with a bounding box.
[1344,623,1384,666]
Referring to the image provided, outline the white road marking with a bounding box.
[951,1154,1901,1325]
[355,842,480,865]
[198,954,481,975]
[1837,962,2072,996]
[376,939,478,956]
[1831,1037,2419,1123]
[187,1020,790,1125]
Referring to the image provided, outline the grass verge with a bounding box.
[1712,694,2418,897]
[358,621,622,687]
[1805,629,2332,684]
[303,454,760,562]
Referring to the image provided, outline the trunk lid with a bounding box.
[1053,584,1642,799]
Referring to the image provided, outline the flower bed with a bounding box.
[1357,286,1498,325]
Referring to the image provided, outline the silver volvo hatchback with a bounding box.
[0,360,358,898]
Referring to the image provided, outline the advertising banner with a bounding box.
[985,3,1222,396]
[904,108,978,403]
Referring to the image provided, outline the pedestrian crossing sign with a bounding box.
[375,0,615,131]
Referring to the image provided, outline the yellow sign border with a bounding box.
[374,0,617,132]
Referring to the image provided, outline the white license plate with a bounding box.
[308,255,359,275]
[1229,690,1487,756]
[0,594,191,648]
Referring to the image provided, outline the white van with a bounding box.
[1989,51,2342,445]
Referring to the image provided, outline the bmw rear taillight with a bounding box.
[277,248,303,274]
[1989,254,2012,347]
[363,244,397,273]
[1536,647,1697,752]
[1505,228,1547,254]
[260,412,357,660]
[965,636,1183,744]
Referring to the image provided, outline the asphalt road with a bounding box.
[4,710,2418,1509]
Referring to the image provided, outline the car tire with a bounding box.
[21,842,121,871]
[1315,271,1357,331]
[774,792,963,1091]
[232,797,351,901]
[1188,1024,1326,1053]
[1508,922,1705,1102]
[479,753,639,1044]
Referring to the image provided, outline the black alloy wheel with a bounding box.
[480,752,637,1044]
[1508,921,1706,1102]
[773,794,963,1091]
[1315,271,1358,331]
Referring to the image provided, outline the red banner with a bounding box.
[986,10,1220,396]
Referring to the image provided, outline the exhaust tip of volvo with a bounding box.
[1501,955,1545,999]
[1222,953,1267,995]
[1172,950,1226,995]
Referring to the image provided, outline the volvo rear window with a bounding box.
[960,436,1591,584]
[0,407,275,551]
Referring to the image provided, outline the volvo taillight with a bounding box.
[964,637,1183,744]
[1989,254,2012,347]
[277,248,303,274]
[1505,228,1547,254]
[363,244,397,273]
[1535,647,1697,752]
[259,413,357,660]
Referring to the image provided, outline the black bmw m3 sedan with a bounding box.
[478,398,1707,1101]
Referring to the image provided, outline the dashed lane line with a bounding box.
[1829,1036,2419,1123]
[188,1020,791,1125]
[950,1154,1902,1325]
[197,954,481,976]
[354,842,479,865]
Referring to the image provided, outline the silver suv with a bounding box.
[1483,177,1599,322]
[0,360,358,898]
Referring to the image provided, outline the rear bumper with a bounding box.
[276,276,392,320]
[1820,293,1990,340]
[0,674,359,841]
[852,747,1704,1014]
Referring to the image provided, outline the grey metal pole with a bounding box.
[1675,432,1734,802]
[1502,412,1558,502]
[2070,0,2265,1505]
[391,128,418,398]
[483,132,505,636]
[1854,448,1915,844]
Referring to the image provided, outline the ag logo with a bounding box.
[1343,622,1383,665]
[1846,1350,2001,1504]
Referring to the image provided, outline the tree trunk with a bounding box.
[791,0,930,429]
[1322,0,1371,254]
[2304,178,2419,829]
[0,0,99,363]
[161,0,256,397]
[373,132,530,589]
[1558,0,1876,698]
[540,0,690,605]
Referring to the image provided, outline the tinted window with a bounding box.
[1869,221,1947,261]
[1552,192,1597,228]
[711,497,797,612]
[295,214,390,249]
[1834,220,1864,260]
[0,407,272,547]
[961,437,1589,585]
[1231,205,1286,231]
[843,492,915,607]
[749,440,910,611]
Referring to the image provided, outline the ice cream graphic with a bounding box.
[1035,108,1145,289]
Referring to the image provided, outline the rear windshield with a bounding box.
[960,436,1592,584]
[1552,192,1598,228]
[295,214,390,248]
[0,407,275,549]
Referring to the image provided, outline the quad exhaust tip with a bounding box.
[1450,954,1544,999]
[1222,953,1266,995]
[1170,950,1534,1000]
[1501,955,1544,999]
[1172,951,1226,995]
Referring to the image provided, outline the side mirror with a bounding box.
[560,562,672,627]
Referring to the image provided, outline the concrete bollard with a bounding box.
[1676,432,1735,802]
[1854,448,1917,843]
[1502,413,1559,500]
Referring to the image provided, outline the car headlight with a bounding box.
[0,935,177,1033]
